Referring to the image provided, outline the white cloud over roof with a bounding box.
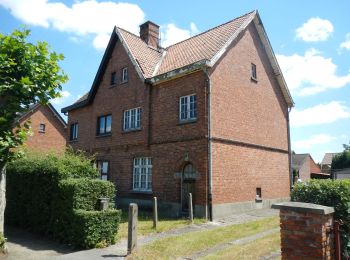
[296,17,333,42]
[290,101,350,127]
[276,49,350,96]
[0,0,145,50]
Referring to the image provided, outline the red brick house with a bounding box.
[291,153,328,182]
[62,10,294,219]
[18,103,67,152]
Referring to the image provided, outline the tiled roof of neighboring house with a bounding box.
[62,10,293,113]
[321,153,340,166]
[291,154,308,170]
[18,103,67,128]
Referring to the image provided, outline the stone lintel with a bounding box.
[272,202,335,215]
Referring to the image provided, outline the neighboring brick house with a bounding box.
[291,153,327,182]
[62,10,294,219]
[18,103,67,152]
[321,152,340,174]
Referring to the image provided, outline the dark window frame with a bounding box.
[97,160,109,181]
[39,123,46,133]
[110,71,117,85]
[251,63,257,81]
[70,123,78,141]
[97,114,112,135]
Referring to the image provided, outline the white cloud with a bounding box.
[296,17,333,42]
[0,0,145,50]
[51,90,71,104]
[290,101,350,127]
[276,49,350,96]
[340,33,350,50]
[161,22,199,47]
[293,134,335,149]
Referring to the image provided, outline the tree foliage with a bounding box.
[332,141,350,170]
[0,28,68,165]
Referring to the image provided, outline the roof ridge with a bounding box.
[164,10,256,50]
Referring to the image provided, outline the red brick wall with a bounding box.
[310,157,321,174]
[20,105,66,152]
[209,23,290,204]
[67,40,209,208]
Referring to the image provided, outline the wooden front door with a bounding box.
[181,163,196,212]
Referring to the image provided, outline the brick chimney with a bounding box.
[140,21,160,49]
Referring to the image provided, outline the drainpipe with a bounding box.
[287,107,293,190]
[204,68,213,221]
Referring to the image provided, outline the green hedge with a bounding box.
[71,209,121,248]
[291,179,350,257]
[6,151,121,248]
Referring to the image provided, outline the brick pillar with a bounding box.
[272,202,335,260]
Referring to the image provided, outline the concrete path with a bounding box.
[2,208,279,260]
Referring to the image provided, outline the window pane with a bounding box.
[136,108,141,128]
[106,115,112,132]
[102,162,108,173]
[101,174,108,181]
[99,117,105,134]
[131,109,135,129]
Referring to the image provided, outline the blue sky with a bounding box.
[1,0,349,162]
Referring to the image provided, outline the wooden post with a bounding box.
[188,193,193,223]
[127,203,138,254]
[153,197,158,229]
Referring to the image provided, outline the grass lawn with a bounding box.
[203,232,281,260]
[129,216,279,259]
[117,210,207,239]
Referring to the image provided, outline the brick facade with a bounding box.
[19,104,67,153]
[64,12,292,219]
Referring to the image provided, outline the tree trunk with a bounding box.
[0,164,5,234]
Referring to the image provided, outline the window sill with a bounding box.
[109,84,117,88]
[38,131,45,133]
[251,77,258,83]
[177,119,197,125]
[122,128,142,134]
[130,190,153,194]
[255,198,263,203]
[120,81,128,85]
[68,139,78,143]
[96,133,112,138]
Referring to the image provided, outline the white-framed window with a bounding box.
[97,160,109,181]
[133,157,152,191]
[180,94,197,121]
[122,67,128,83]
[70,123,78,140]
[123,107,141,131]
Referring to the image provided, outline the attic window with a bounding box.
[39,123,46,133]
[110,72,117,85]
[122,67,128,83]
[251,63,257,82]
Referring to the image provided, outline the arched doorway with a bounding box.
[181,163,196,213]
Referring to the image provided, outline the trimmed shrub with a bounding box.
[291,179,350,257]
[71,209,121,248]
[6,151,121,248]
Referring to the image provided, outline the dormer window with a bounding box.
[122,67,128,83]
[251,63,257,81]
[110,72,117,85]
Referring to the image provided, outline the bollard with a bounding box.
[153,197,158,229]
[99,197,109,211]
[127,203,138,254]
[188,193,193,223]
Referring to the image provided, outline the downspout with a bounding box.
[287,107,293,191]
[204,68,213,221]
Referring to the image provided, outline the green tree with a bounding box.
[0,28,68,240]
[331,141,350,170]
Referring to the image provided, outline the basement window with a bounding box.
[256,187,262,201]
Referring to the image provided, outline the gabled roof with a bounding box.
[292,154,309,170]
[321,153,340,166]
[18,103,67,128]
[62,10,293,113]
